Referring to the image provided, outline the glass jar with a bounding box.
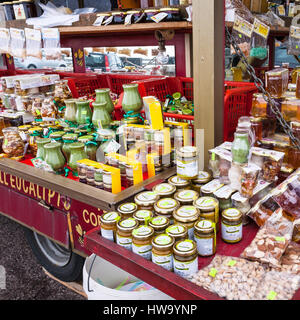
[94,168,103,189]
[265,68,289,98]
[159,7,181,22]
[231,192,251,225]
[191,171,211,194]
[64,99,77,123]
[289,147,300,169]
[75,100,92,125]
[62,133,78,162]
[193,197,219,232]
[100,211,121,242]
[151,234,175,271]
[78,135,98,161]
[231,132,250,164]
[133,210,154,225]
[166,224,188,242]
[291,121,300,143]
[36,137,51,160]
[149,216,170,235]
[194,220,216,257]
[154,198,179,224]
[168,175,190,191]
[176,146,198,180]
[173,206,200,240]
[54,80,72,108]
[44,142,65,172]
[2,127,25,157]
[117,202,138,220]
[3,2,15,20]
[116,218,139,251]
[28,127,43,156]
[221,208,243,244]
[174,189,199,206]
[173,239,198,278]
[152,183,176,198]
[134,191,160,210]
[251,94,267,117]
[86,165,95,186]
[250,117,263,146]
[282,98,299,122]
[102,170,112,192]
[77,163,88,184]
[132,225,154,260]
[68,142,87,171]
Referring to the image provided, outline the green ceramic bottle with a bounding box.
[62,133,78,162]
[92,102,111,129]
[121,84,143,115]
[75,100,92,125]
[44,142,66,172]
[231,133,250,164]
[64,99,77,122]
[36,138,51,160]
[68,142,88,170]
[78,135,98,161]
[95,88,114,115]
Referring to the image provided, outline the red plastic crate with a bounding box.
[66,75,103,98]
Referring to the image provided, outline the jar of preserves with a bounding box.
[176,146,198,180]
[36,137,51,160]
[166,224,188,242]
[100,211,121,241]
[116,218,139,251]
[152,183,176,198]
[149,216,170,235]
[151,234,175,271]
[103,170,112,192]
[194,220,216,257]
[134,191,160,210]
[77,163,88,184]
[126,9,146,24]
[86,166,95,186]
[64,99,77,123]
[68,142,87,171]
[251,94,267,117]
[154,198,179,224]
[173,239,198,278]
[273,141,290,163]
[94,168,103,189]
[28,127,43,156]
[62,133,78,162]
[173,206,200,240]
[282,98,299,122]
[191,171,211,194]
[174,189,199,206]
[117,202,138,219]
[291,121,300,143]
[168,175,190,191]
[132,225,154,260]
[193,197,219,232]
[221,208,243,244]
[2,127,25,157]
[231,192,251,225]
[133,210,153,225]
[49,131,65,146]
[265,68,289,98]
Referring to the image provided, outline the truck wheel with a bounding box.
[24,228,84,282]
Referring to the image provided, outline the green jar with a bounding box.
[122,84,143,115]
[95,88,114,115]
[49,131,65,145]
[44,142,66,172]
[231,133,250,164]
[68,142,88,170]
[75,100,92,125]
[36,138,51,160]
[78,135,98,161]
[64,99,77,122]
[62,133,78,162]
[92,102,111,129]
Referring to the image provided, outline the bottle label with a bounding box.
[173,257,198,278]
[100,228,114,242]
[152,253,173,271]
[177,159,198,178]
[221,222,242,242]
[116,234,132,250]
[132,243,152,260]
[195,235,214,256]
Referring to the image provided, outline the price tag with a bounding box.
[151,12,168,23]
[227,260,237,267]
[267,290,277,300]
[275,237,286,243]
[208,268,218,278]
[103,139,121,154]
[125,14,133,26]
[93,16,105,26]
[103,16,113,26]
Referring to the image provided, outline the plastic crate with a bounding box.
[67,75,103,98]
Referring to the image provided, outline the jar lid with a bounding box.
[173,239,197,257]
[149,216,169,229]
[117,202,138,215]
[117,218,138,232]
[152,234,174,250]
[173,206,200,223]
[154,198,179,214]
[44,142,61,149]
[132,225,154,240]
[177,146,198,158]
[134,191,159,207]
[133,210,153,221]
[174,189,199,204]
[63,133,78,141]
[78,135,93,143]
[50,131,65,138]
[28,127,43,133]
[192,171,211,184]
[168,175,190,187]
[100,211,121,225]
[194,197,219,211]
[36,137,51,145]
[194,220,215,234]
[152,183,176,196]
[166,224,187,237]
[222,208,242,221]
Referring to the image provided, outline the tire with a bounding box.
[59,65,66,68]
[27,64,37,69]
[24,228,84,282]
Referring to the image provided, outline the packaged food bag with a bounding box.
[9,28,26,58]
[25,28,42,59]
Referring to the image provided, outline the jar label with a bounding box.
[166,225,185,235]
[221,222,242,242]
[138,192,157,201]
[151,216,168,226]
[177,190,196,200]
[133,226,152,237]
[132,243,152,260]
[154,184,173,193]
[177,206,197,217]
[176,240,194,252]
[151,12,168,23]
[158,199,177,209]
[195,235,214,256]
[116,234,132,250]
[100,228,114,242]
[136,210,151,219]
[103,212,119,222]
[195,197,217,208]
[197,171,210,179]
[120,203,136,212]
[224,208,240,218]
[196,220,213,229]
[152,253,173,271]
[170,176,187,184]
[177,159,198,178]
[155,235,172,246]
[119,218,136,228]
[173,257,198,278]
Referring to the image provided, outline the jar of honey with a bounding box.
[100,211,121,241]
[132,225,154,260]
[134,191,160,210]
[174,189,199,205]
[166,224,188,242]
[133,210,154,225]
[151,234,175,271]
[116,218,139,251]
[117,202,138,219]
[251,94,267,117]
[152,183,176,198]
[265,68,289,98]
[221,208,243,244]
[282,98,299,122]
[173,206,200,240]
[154,198,179,224]
[168,175,190,191]
[250,117,263,146]
[149,216,170,235]
[194,220,216,257]
[176,146,198,180]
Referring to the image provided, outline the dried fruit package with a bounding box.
[209,256,266,300]
[253,271,300,300]
[250,18,270,61]
[241,209,294,268]
[42,28,61,60]
[9,27,25,58]
[190,255,228,290]
[225,0,254,23]
[272,242,300,275]
[288,26,300,56]
[25,28,42,59]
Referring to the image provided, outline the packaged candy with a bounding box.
[9,27,25,58]
[250,18,270,61]
[240,163,261,198]
[42,28,61,60]
[25,27,42,59]
[265,68,289,98]
[262,150,284,183]
[2,127,25,157]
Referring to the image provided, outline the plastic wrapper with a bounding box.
[2,127,25,157]
[254,271,300,300]
[265,68,289,98]
[250,18,270,61]
[42,28,61,60]
[240,163,261,198]
[25,27,42,59]
[241,209,294,268]
[41,95,57,119]
[190,255,228,290]
[9,28,25,58]
[262,150,284,183]
[288,25,300,56]
[31,95,44,118]
[0,28,10,54]
[209,256,266,300]
[225,0,254,23]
